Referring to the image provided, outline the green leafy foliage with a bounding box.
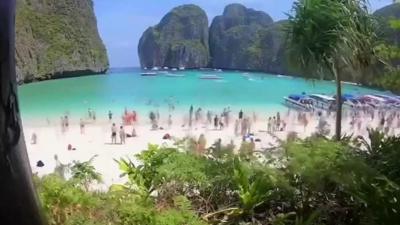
[70,155,102,191]
[36,133,400,225]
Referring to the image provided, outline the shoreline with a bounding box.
[25,106,400,189]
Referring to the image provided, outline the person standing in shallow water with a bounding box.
[111,123,117,144]
[108,110,113,121]
[189,105,194,128]
[239,110,243,120]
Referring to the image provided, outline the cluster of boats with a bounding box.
[284,93,400,111]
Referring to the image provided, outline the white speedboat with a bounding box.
[166,73,185,78]
[199,74,222,80]
[179,66,185,70]
[308,94,336,111]
[141,72,157,76]
[151,67,159,71]
[283,94,314,111]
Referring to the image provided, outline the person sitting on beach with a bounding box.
[111,123,117,144]
[119,126,126,144]
[281,121,287,132]
[67,144,76,151]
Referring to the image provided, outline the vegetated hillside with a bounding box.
[209,4,274,70]
[15,0,109,83]
[138,4,209,69]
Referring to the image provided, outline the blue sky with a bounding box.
[94,0,394,68]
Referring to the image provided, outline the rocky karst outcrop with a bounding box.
[138,4,209,69]
[15,0,109,83]
[209,4,274,70]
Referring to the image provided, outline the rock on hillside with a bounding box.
[16,0,109,83]
[138,4,209,69]
[209,4,273,70]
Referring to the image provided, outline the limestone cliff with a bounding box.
[209,4,273,70]
[15,0,109,83]
[138,4,209,69]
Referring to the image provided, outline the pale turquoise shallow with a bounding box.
[18,68,382,123]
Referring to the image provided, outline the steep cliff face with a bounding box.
[209,4,273,70]
[15,0,109,83]
[138,5,209,69]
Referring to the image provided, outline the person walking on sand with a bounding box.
[234,119,240,136]
[119,126,126,144]
[167,114,172,129]
[207,110,212,125]
[272,117,277,132]
[79,119,85,134]
[241,118,247,136]
[31,132,37,145]
[239,109,243,120]
[197,134,207,155]
[219,115,224,130]
[214,115,219,130]
[189,105,194,128]
[267,117,272,133]
[64,115,69,131]
[277,112,281,129]
[60,116,65,133]
[111,123,117,144]
[108,110,113,121]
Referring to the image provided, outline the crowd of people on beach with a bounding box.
[30,99,400,155]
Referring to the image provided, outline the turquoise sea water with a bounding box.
[18,68,382,123]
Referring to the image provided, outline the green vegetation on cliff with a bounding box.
[16,0,109,83]
[209,4,274,70]
[138,4,209,69]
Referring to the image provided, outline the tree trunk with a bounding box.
[0,1,46,224]
[333,66,342,141]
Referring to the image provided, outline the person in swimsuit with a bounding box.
[111,123,117,144]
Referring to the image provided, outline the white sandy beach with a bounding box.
[24,109,399,189]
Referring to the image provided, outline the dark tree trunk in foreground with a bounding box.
[333,67,342,141]
[0,0,45,224]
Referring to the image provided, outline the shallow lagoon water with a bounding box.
[18,68,382,124]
